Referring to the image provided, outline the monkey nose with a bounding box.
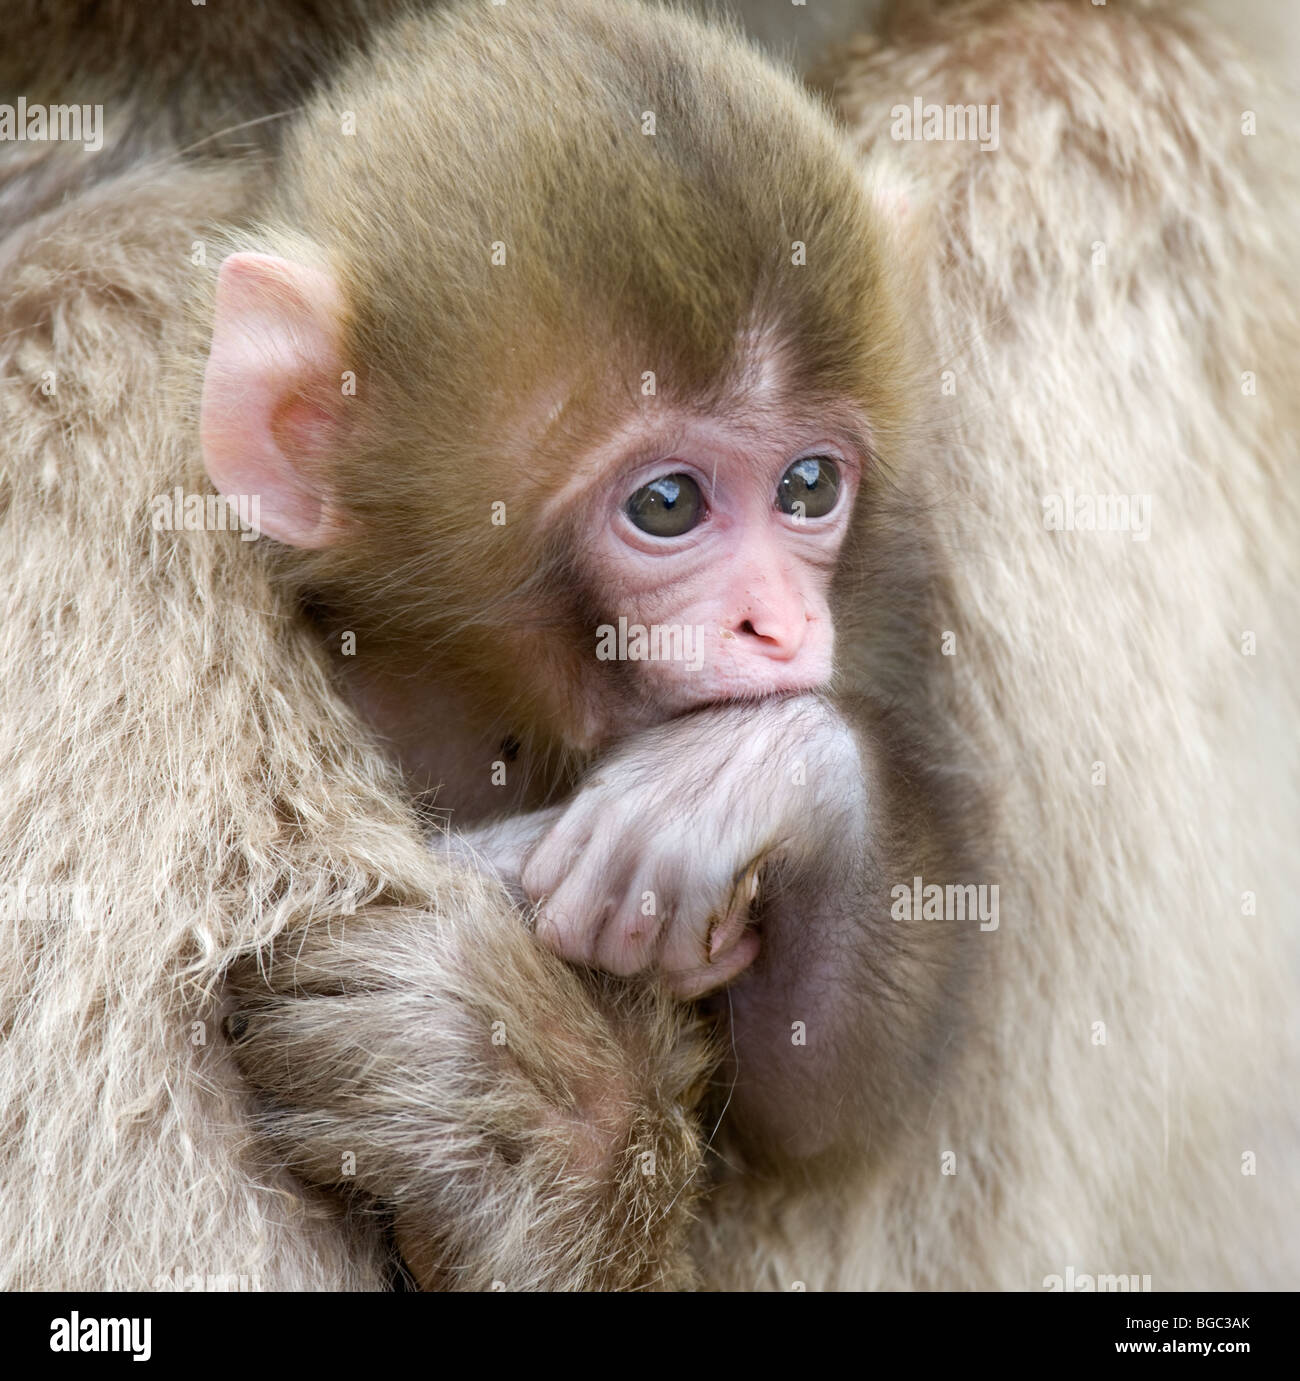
[734,606,808,660]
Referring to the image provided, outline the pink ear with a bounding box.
[200,252,346,548]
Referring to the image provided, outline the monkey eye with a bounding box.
[625,473,704,538]
[777,455,841,519]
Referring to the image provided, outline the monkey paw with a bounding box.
[521,695,863,998]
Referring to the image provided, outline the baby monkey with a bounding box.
[200,0,906,1001]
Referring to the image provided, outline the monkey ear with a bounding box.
[200,251,348,548]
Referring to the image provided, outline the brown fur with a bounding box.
[228,0,909,766]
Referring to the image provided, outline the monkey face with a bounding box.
[555,407,864,725]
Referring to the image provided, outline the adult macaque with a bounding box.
[1,0,1296,1294]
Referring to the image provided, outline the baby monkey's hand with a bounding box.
[520,695,867,998]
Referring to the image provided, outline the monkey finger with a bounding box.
[533,862,632,967]
[657,888,730,984]
[531,890,598,965]
[519,810,603,903]
[592,893,669,976]
[433,811,564,906]
[456,807,565,878]
[707,854,766,960]
[666,928,762,1000]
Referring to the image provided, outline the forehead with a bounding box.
[502,315,875,519]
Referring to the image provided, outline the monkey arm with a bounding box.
[462,694,977,1167]
[224,869,713,1291]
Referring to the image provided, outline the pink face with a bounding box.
[199,252,867,748]
[559,409,864,724]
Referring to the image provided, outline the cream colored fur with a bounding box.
[0,0,1294,1291]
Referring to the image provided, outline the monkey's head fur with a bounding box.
[200,0,910,756]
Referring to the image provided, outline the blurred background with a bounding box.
[707,0,1298,78]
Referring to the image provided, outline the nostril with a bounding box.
[737,617,805,653]
[738,618,779,644]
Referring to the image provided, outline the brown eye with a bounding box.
[625,473,703,537]
[777,455,840,518]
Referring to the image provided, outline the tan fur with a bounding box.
[1,0,1295,1292]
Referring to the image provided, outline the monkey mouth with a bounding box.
[672,686,828,721]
